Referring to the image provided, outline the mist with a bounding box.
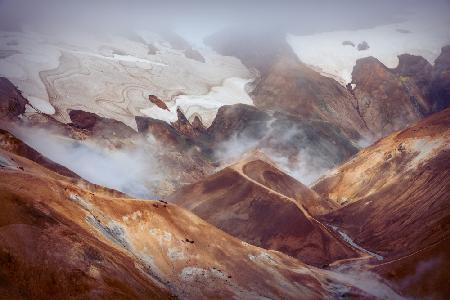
[213,118,353,185]
[1,0,448,39]
[7,124,165,198]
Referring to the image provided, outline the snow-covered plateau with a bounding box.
[0,29,252,129]
[287,10,450,85]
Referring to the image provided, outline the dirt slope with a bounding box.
[168,157,359,266]
[0,141,382,299]
[312,109,450,299]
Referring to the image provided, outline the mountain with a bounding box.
[137,103,359,185]
[313,109,450,299]
[207,30,370,140]
[207,29,450,143]
[0,20,449,299]
[167,154,360,266]
[0,130,395,299]
[250,48,370,140]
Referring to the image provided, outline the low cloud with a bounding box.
[213,119,345,185]
[7,124,164,198]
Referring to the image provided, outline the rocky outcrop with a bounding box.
[349,47,450,139]
[357,41,370,51]
[191,115,206,133]
[135,115,214,193]
[68,109,136,139]
[136,115,188,149]
[171,108,206,139]
[393,54,433,92]
[148,95,169,111]
[136,109,208,150]
[207,104,270,142]
[428,45,450,111]
[68,110,99,130]
[351,56,431,138]
[0,77,28,119]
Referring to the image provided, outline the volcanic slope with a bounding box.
[313,108,450,299]
[0,132,402,299]
[168,155,361,266]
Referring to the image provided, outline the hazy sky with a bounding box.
[1,0,449,36]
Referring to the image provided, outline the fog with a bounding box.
[213,118,354,185]
[7,124,165,198]
[1,0,448,39]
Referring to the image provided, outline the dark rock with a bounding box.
[148,95,169,111]
[342,41,355,47]
[394,54,432,92]
[428,45,450,111]
[0,77,28,119]
[69,110,136,139]
[192,116,206,133]
[136,115,194,149]
[69,110,99,130]
[352,56,431,137]
[357,41,370,51]
[171,108,207,139]
[207,104,270,143]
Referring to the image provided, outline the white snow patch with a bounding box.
[26,96,55,114]
[68,49,169,67]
